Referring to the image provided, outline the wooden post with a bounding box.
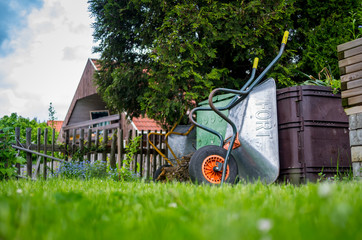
[146,130,151,179]
[65,130,69,161]
[26,128,32,177]
[110,130,117,169]
[36,128,41,178]
[117,128,121,168]
[128,129,132,170]
[43,128,48,179]
[158,131,162,168]
[152,131,157,175]
[102,129,108,162]
[87,129,92,161]
[79,129,84,161]
[95,129,99,161]
[15,127,21,176]
[139,130,144,177]
[72,129,77,159]
[134,130,138,174]
[119,129,124,167]
[51,128,55,174]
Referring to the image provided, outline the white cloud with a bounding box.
[0,0,99,122]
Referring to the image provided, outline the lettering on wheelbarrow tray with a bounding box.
[255,102,273,139]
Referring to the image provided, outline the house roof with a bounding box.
[62,58,163,132]
[131,116,162,131]
[47,120,63,132]
[91,58,101,71]
[62,58,99,127]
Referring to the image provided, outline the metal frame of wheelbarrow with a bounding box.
[147,116,195,167]
[189,31,289,185]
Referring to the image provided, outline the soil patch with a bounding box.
[156,153,193,182]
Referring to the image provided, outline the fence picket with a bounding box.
[87,129,92,161]
[95,129,99,161]
[110,130,117,169]
[15,127,21,177]
[51,128,55,173]
[102,129,108,162]
[119,129,124,168]
[43,128,48,179]
[26,128,32,177]
[6,126,167,180]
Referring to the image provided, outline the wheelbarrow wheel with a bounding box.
[189,145,238,185]
[153,164,172,181]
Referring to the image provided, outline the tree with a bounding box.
[88,0,361,128]
[48,102,57,129]
[0,113,56,178]
[0,113,55,147]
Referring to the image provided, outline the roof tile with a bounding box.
[131,117,162,131]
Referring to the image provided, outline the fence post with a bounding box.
[72,129,77,159]
[26,128,32,178]
[146,130,151,179]
[95,129,99,161]
[51,128,55,173]
[158,131,162,168]
[134,130,139,174]
[15,127,21,176]
[120,129,124,167]
[65,130,69,161]
[110,130,117,169]
[117,128,122,168]
[79,129,84,161]
[102,129,108,162]
[128,129,133,170]
[43,128,48,179]
[35,128,41,178]
[152,131,157,175]
[139,130,144,178]
[87,129,92,161]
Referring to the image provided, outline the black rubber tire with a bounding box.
[189,145,238,185]
[153,164,172,181]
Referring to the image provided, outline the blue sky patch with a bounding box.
[0,0,44,56]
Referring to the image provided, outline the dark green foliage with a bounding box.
[0,113,59,166]
[288,0,362,84]
[88,0,361,128]
[0,113,57,145]
[0,128,26,180]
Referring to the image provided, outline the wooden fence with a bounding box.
[10,126,167,180]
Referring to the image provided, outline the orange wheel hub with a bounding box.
[202,155,229,184]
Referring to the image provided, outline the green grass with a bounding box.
[0,179,361,240]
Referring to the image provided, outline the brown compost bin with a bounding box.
[276,85,352,183]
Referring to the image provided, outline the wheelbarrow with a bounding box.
[189,31,289,185]
[149,31,289,185]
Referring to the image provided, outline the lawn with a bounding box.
[0,179,361,240]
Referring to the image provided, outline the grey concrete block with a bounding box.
[349,129,362,146]
[351,146,362,162]
[349,113,362,130]
[352,162,362,179]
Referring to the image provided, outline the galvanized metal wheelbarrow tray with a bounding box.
[189,31,289,185]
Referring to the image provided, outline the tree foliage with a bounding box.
[88,0,361,128]
[0,113,57,146]
[0,113,57,180]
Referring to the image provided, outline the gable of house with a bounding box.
[61,58,162,140]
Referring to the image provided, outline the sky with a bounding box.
[0,0,99,122]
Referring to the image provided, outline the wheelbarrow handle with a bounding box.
[208,30,289,123]
[282,31,289,45]
[188,58,258,146]
[253,57,259,69]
